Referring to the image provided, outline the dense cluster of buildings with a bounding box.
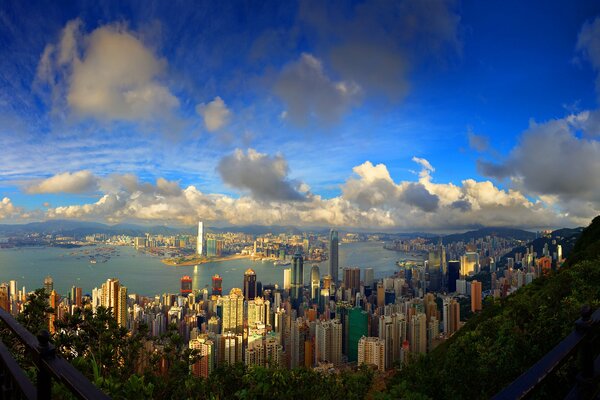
[0,226,566,377]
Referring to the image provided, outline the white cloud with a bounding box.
[196,96,232,132]
[0,198,20,220]
[36,19,180,123]
[26,170,99,194]
[12,157,587,230]
[477,111,600,224]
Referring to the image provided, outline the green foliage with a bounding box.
[17,288,53,335]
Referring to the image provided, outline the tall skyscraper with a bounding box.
[310,265,320,301]
[348,307,368,362]
[100,278,128,327]
[243,269,257,300]
[291,251,304,303]
[283,268,292,291]
[221,288,244,334]
[189,335,215,378]
[70,286,82,308]
[460,252,479,277]
[343,267,361,294]
[364,268,374,288]
[410,313,427,355]
[315,319,342,366]
[447,261,460,292]
[329,230,339,283]
[197,221,204,256]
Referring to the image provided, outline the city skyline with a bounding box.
[1,1,600,232]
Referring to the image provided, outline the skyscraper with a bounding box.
[197,221,204,256]
[343,267,361,294]
[329,230,339,283]
[447,261,460,292]
[212,274,223,296]
[0,284,9,312]
[243,269,257,300]
[348,307,368,362]
[364,268,374,288]
[291,250,304,304]
[70,286,82,308]
[410,313,427,355]
[310,265,320,301]
[221,288,244,334]
[101,278,128,327]
[315,319,342,366]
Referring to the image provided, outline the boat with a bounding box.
[90,259,97,264]
[274,260,291,266]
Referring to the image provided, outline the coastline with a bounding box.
[161,253,252,266]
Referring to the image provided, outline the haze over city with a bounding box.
[1,1,599,231]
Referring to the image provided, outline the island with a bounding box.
[161,253,252,266]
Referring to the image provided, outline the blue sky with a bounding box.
[1,0,600,231]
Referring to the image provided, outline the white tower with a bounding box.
[197,221,204,256]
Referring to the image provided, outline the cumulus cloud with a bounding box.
[26,170,99,194]
[35,19,180,123]
[40,156,580,230]
[196,96,232,132]
[476,111,600,222]
[217,149,306,202]
[0,198,20,220]
[274,53,361,125]
[576,16,600,97]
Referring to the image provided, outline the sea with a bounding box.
[0,241,417,297]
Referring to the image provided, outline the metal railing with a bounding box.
[0,307,110,400]
[493,305,600,400]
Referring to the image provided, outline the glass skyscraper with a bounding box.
[329,229,339,283]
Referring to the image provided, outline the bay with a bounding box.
[0,242,413,296]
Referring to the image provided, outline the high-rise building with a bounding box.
[206,238,223,257]
[329,230,339,284]
[343,267,361,294]
[358,336,386,371]
[189,335,215,378]
[49,290,58,333]
[212,274,223,296]
[283,268,292,291]
[471,280,482,312]
[315,319,342,366]
[291,251,304,304]
[100,278,128,327]
[219,332,243,365]
[348,307,368,362]
[44,276,54,294]
[197,221,204,256]
[409,313,427,355]
[447,261,460,292]
[310,265,320,301]
[221,288,244,334]
[8,280,17,302]
[364,268,374,288]
[443,298,461,336]
[70,286,82,308]
[180,276,193,297]
[243,269,257,300]
[460,252,479,277]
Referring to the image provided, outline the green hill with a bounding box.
[381,216,600,399]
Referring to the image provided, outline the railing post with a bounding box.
[36,330,55,400]
[575,305,594,396]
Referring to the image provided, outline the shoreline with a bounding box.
[161,253,252,266]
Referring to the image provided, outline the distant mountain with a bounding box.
[438,227,537,244]
[0,220,191,237]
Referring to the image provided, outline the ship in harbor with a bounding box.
[274,260,291,266]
